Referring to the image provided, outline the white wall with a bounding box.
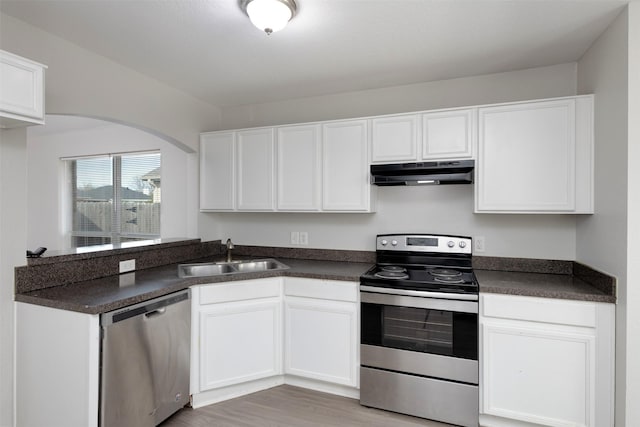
[26,115,198,251]
[0,13,221,152]
[576,6,631,426]
[626,5,640,426]
[0,128,27,427]
[0,13,221,427]
[203,63,580,259]
[220,63,577,130]
[206,186,577,259]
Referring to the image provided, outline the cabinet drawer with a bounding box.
[284,277,358,302]
[481,294,596,328]
[199,278,281,305]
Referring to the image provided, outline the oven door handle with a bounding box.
[360,286,478,313]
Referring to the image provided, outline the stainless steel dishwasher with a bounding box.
[100,289,191,427]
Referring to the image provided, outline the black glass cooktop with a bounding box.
[361,264,479,294]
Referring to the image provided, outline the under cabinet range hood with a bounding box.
[370,159,475,186]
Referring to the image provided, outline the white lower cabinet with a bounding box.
[15,302,100,427]
[191,278,282,402]
[199,299,282,390]
[479,294,614,427]
[191,277,360,407]
[284,278,359,388]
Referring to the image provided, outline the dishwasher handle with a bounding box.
[145,307,167,318]
[101,289,190,326]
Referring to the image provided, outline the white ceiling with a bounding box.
[0,0,629,107]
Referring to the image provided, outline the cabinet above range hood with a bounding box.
[371,160,474,186]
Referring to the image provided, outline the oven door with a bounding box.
[360,286,478,384]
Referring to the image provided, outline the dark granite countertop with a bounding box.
[14,240,616,314]
[14,257,374,314]
[476,269,616,303]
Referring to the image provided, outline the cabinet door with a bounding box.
[277,124,322,211]
[0,50,46,128]
[421,108,474,160]
[371,114,420,163]
[16,303,100,427]
[480,294,614,427]
[199,298,282,391]
[476,99,578,212]
[284,296,358,386]
[200,132,235,211]
[322,119,373,211]
[482,320,595,427]
[237,128,275,210]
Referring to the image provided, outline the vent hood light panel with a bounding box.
[370,160,474,186]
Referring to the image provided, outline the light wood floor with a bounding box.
[161,385,453,427]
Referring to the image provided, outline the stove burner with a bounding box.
[381,266,407,273]
[433,276,466,284]
[374,270,409,280]
[362,234,478,296]
[430,268,463,278]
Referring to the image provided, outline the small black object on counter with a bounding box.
[26,247,47,258]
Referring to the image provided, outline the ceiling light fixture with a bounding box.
[239,0,297,35]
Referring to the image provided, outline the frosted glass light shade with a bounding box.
[245,0,295,34]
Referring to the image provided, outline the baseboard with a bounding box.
[285,375,359,399]
[191,376,285,408]
[190,374,360,409]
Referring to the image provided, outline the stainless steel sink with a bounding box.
[178,258,289,278]
[178,263,237,278]
[233,259,287,273]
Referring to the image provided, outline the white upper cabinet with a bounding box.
[200,132,235,211]
[371,114,420,163]
[200,95,593,215]
[476,96,593,213]
[371,109,474,163]
[322,119,375,212]
[421,108,475,160]
[236,128,276,211]
[0,50,47,128]
[200,122,374,213]
[277,124,322,211]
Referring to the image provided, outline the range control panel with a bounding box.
[376,234,472,255]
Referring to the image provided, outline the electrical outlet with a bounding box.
[119,259,136,273]
[299,232,308,245]
[474,236,486,253]
[290,231,300,245]
[119,272,136,287]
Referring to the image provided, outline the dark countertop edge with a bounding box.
[15,259,616,315]
[479,285,616,304]
[26,238,202,266]
[14,264,370,315]
[472,255,573,274]
[15,249,617,315]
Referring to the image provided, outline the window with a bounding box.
[65,152,161,248]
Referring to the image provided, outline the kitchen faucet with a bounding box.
[225,238,234,262]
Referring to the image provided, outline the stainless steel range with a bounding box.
[359,234,479,427]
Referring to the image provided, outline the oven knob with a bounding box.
[447,240,455,248]
[381,239,388,246]
[391,240,398,246]
[459,241,467,248]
